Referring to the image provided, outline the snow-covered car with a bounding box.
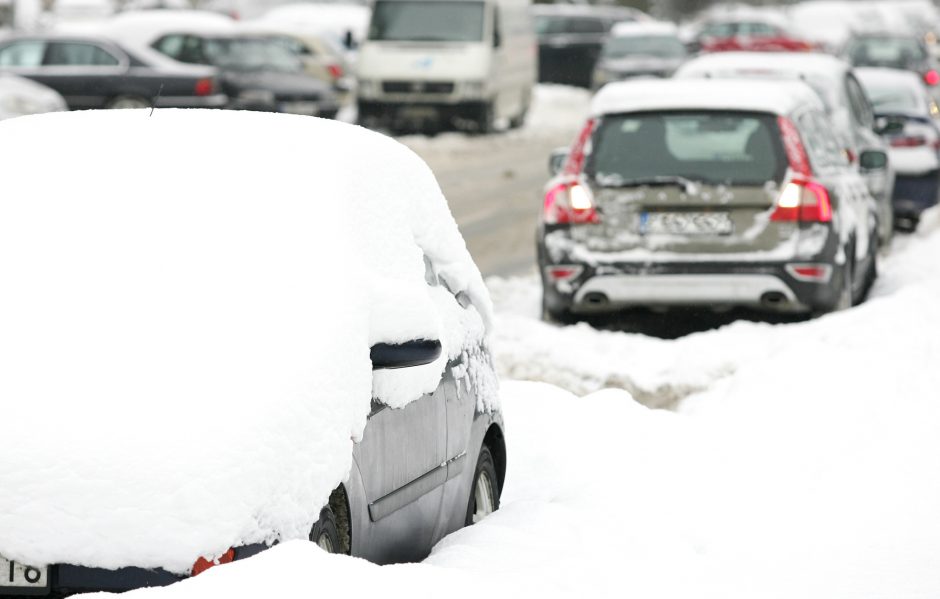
[690,16,814,54]
[537,79,879,322]
[842,34,940,93]
[856,67,940,230]
[591,21,687,91]
[0,109,503,596]
[675,51,896,245]
[0,73,67,119]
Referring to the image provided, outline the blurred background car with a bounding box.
[538,79,879,323]
[531,4,648,88]
[356,0,535,134]
[675,51,895,245]
[842,33,940,95]
[0,34,226,109]
[591,21,687,91]
[688,12,813,54]
[242,27,353,100]
[856,67,940,230]
[0,72,67,119]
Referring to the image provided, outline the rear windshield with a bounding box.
[863,84,925,115]
[847,37,927,69]
[369,0,485,42]
[601,35,686,59]
[587,112,786,186]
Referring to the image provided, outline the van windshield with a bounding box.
[586,112,786,186]
[369,0,486,42]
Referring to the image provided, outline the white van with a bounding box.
[356,0,536,133]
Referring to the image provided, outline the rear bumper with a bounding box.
[572,273,801,308]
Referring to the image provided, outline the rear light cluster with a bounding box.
[546,265,583,282]
[191,548,235,577]
[889,135,934,148]
[925,69,940,86]
[543,118,601,225]
[772,117,833,223]
[194,78,216,97]
[327,63,344,80]
[786,263,833,282]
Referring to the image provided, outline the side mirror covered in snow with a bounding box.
[549,147,569,176]
[860,149,888,171]
[371,339,442,370]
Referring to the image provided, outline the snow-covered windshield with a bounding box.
[368,0,485,42]
[587,111,785,186]
[204,37,303,72]
[601,35,686,59]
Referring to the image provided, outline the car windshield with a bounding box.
[368,0,485,42]
[864,85,923,115]
[587,111,785,186]
[203,37,303,72]
[847,37,927,69]
[601,35,686,59]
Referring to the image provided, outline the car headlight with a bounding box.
[1,94,45,116]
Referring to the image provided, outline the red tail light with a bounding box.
[543,180,600,225]
[777,116,812,176]
[771,179,832,223]
[194,78,215,97]
[786,263,833,282]
[890,135,927,148]
[546,265,583,282]
[925,69,940,86]
[327,63,343,80]
[191,548,235,577]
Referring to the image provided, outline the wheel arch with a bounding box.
[328,484,352,555]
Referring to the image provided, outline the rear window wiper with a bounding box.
[595,175,701,192]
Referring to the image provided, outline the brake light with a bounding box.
[563,118,596,175]
[890,135,927,148]
[546,265,583,282]
[771,179,832,223]
[925,69,940,86]
[543,181,600,225]
[194,78,215,97]
[191,548,235,577]
[327,63,343,80]
[786,263,833,282]
[777,116,811,176]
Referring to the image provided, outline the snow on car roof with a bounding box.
[0,109,492,574]
[610,20,678,37]
[591,78,823,118]
[675,51,851,81]
[102,9,238,45]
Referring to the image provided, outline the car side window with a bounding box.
[176,35,208,65]
[797,109,848,170]
[0,41,46,67]
[44,43,119,67]
[845,74,874,129]
[154,35,185,59]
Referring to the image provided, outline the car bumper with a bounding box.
[357,100,486,124]
[154,94,229,109]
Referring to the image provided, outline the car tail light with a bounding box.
[890,135,927,148]
[545,265,583,282]
[786,263,833,282]
[925,69,940,86]
[191,548,235,577]
[543,180,600,225]
[327,63,343,80]
[771,179,833,223]
[194,78,215,97]
[777,116,812,176]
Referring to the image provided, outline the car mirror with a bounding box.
[548,147,569,175]
[874,115,906,136]
[859,149,888,171]
[371,339,442,370]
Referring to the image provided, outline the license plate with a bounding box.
[280,101,318,115]
[640,211,733,235]
[1,556,49,591]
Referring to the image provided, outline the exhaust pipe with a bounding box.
[582,292,609,307]
[760,291,788,308]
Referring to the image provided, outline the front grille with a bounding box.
[382,81,455,94]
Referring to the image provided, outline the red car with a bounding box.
[695,20,815,53]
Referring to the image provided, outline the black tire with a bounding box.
[476,101,494,134]
[855,239,878,305]
[835,256,854,312]
[309,506,341,553]
[465,445,500,526]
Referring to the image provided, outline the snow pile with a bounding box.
[0,109,491,574]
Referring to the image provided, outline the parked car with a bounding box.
[675,52,895,246]
[531,4,647,88]
[592,21,687,91]
[842,33,940,92]
[0,72,67,119]
[0,34,227,110]
[856,67,940,230]
[356,0,536,133]
[538,79,880,323]
[690,16,814,54]
[0,108,504,595]
[243,27,353,96]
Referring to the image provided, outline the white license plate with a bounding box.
[280,101,318,115]
[640,211,733,235]
[1,556,49,591]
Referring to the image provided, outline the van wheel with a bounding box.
[508,88,530,129]
[465,445,499,526]
[309,506,341,553]
[475,101,494,134]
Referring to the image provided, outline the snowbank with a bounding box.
[0,109,491,574]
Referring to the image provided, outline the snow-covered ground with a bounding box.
[95,209,940,598]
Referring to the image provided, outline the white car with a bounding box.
[0,73,66,120]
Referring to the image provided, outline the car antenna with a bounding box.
[150,84,164,117]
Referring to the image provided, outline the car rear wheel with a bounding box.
[835,257,854,312]
[107,96,151,110]
[465,445,499,526]
[309,506,341,553]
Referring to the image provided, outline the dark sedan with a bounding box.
[151,33,340,118]
[0,35,227,109]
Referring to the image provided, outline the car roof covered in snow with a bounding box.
[610,20,678,37]
[591,78,823,118]
[675,51,852,82]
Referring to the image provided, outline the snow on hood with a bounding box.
[0,109,491,574]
